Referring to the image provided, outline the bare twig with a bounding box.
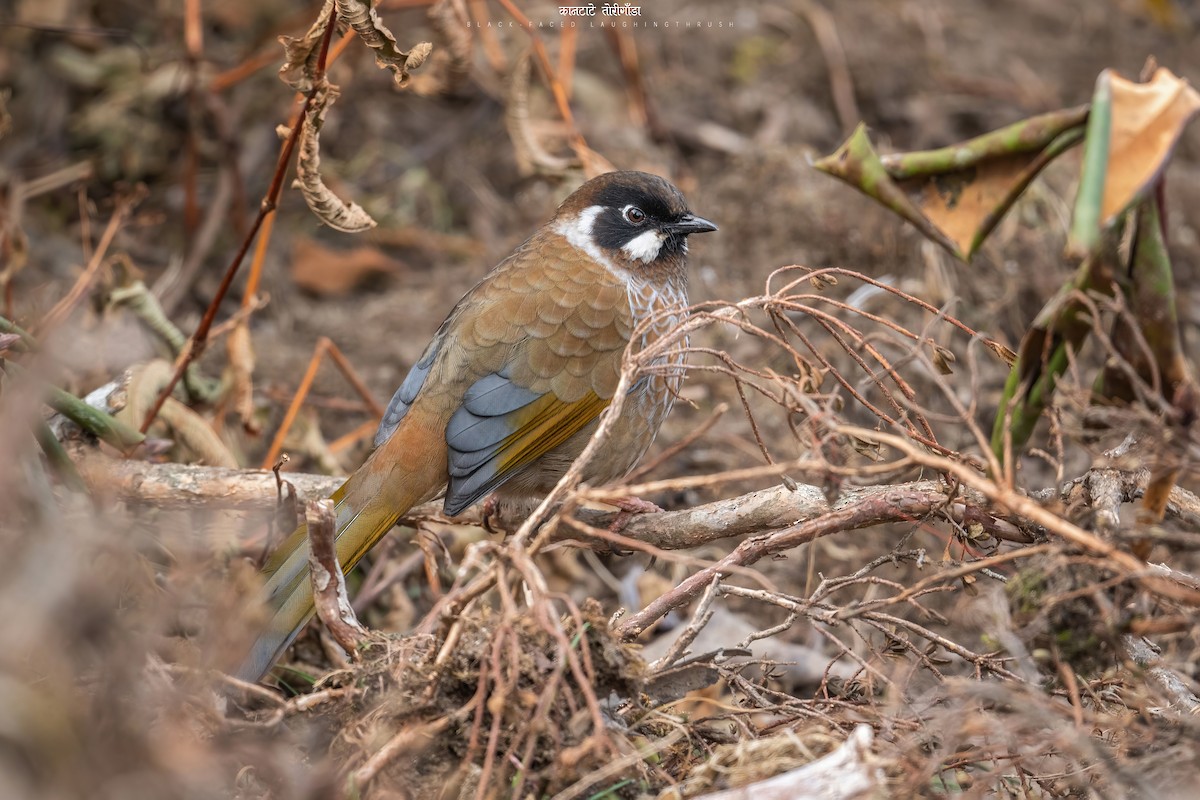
[1122,635,1200,714]
[139,8,341,434]
[647,576,722,672]
[37,192,140,333]
[261,336,385,469]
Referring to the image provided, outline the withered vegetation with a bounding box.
[2,1,1200,798]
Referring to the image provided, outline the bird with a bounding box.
[239,170,717,682]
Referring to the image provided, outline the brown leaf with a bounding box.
[293,82,378,233]
[1140,465,1182,527]
[227,321,258,433]
[278,0,335,93]
[1102,67,1200,221]
[336,0,432,89]
[290,236,404,295]
[506,49,578,177]
[912,150,1054,259]
[816,108,1088,261]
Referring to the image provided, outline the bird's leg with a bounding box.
[481,494,503,534]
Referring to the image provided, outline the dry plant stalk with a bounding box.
[334,263,1197,796]
[306,499,368,658]
[43,250,1200,795]
[260,336,385,469]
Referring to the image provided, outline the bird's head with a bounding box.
[553,171,717,273]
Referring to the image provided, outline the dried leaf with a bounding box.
[0,219,28,287]
[290,236,404,295]
[815,107,1088,261]
[913,139,1079,261]
[108,273,221,403]
[985,339,1017,367]
[1103,68,1200,221]
[930,343,956,375]
[113,360,238,468]
[0,332,23,354]
[1141,464,1182,526]
[279,0,336,93]
[158,397,240,468]
[293,82,377,233]
[1070,67,1200,256]
[814,124,959,257]
[644,661,722,704]
[336,0,432,89]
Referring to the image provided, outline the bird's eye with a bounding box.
[623,206,646,225]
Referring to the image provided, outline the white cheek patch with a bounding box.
[557,205,603,245]
[621,228,666,263]
[554,205,624,276]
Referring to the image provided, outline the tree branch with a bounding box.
[70,447,1040,552]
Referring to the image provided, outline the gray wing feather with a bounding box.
[444,452,507,516]
[462,372,541,416]
[374,344,439,447]
[443,369,542,515]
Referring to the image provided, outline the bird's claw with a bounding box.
[481,495,502,534]
[606,496,664,553]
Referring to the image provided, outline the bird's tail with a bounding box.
[237,418,445,682]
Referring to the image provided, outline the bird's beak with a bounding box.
[666,214,718,235]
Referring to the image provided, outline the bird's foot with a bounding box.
[606,497,664,553]
[481,494,503,534]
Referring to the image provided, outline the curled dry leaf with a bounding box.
[985,339,1017,366]
[306,498,368,657]
[336,0,432,89]
[293,82,378,233]
[278,0,336,93]
[1102,67,1200,222]
[1070,66,1200,256]
[0,218,29,293]
[929,343,956,375]
[227,321,258,433]
[815,106,1088,261]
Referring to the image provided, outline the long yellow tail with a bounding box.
[237,413,445,682]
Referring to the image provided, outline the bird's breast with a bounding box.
[625,270,690,395]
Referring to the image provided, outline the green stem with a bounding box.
[34,418,86,492]
[880,105,1090,180]
[3,361,144,452]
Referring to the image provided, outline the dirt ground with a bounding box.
[2,0,1200,797]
